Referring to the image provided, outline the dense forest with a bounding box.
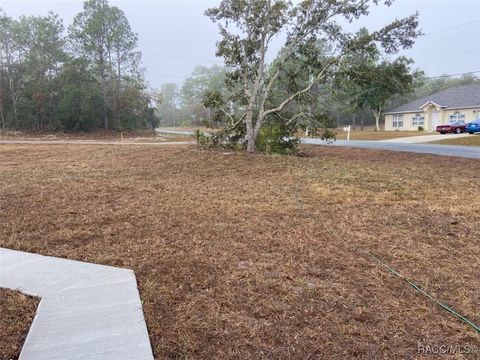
[0,0,157,132]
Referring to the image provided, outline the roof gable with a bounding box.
[386,84,480,114]
[418,100,445,110]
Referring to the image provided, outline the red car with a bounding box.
[436,121,467,134]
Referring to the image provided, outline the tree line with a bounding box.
[158,64,479,132]
[3,0,478,144]
[0,0,158,132]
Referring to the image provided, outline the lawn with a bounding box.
[429,134,480,147]
[0,289,39,360]
[0,129,192,143]
[1,144,479,358]
[332,129,432,141]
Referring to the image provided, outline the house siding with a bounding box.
[385,112,425,131]
[385,107,480,131]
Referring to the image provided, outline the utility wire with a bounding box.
[426,70,480,80]
[417,49,480,64]
[145,70,480,82]
[146,73,187,78]
[143,18,480,64]
[143,53,221,63]
[145,49,479,66]
[424,19,480,37]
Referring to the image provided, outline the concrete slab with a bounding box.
[0,248,154,360]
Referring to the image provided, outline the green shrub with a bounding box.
[418,126,424,131]
[195,128,246,150]
[319,127,337,144]
[196,121,299,154]
[256,123,299,155]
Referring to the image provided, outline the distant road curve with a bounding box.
[301,138,480,159]
[156,129,195,136]
[156,129,480,159]
[3,136,477,159]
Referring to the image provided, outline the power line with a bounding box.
[143,53,221,63]
[145,70,480,82]
[424,19,480,37]
[143,47,478,69]
[426,70,480,80]
[142,19,480,64]
[416,49,480,64]
[146,73,187,78]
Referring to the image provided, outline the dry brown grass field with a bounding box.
[0,129,191,143]
[0,289,39,360]
[429,134,480,147]
[332,129,432,141]
[1,144,479,359]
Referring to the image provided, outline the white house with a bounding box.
[384,84,480,131]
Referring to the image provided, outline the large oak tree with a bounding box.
[206,0,421,152]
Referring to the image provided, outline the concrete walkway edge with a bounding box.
[0,248,154,360]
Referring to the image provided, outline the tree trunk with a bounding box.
[352,114,356,130]
[360,114,364,131]
[245,110,255,152]
[246,136,255,152]
[374,111,380,132]
[0,52,4,130]
[0,102,4,130]
[101,81,108,130]
[11,90,18,129]
[99,51,109,131]
[6,71,18,128]
[336,110,340,129]
[0,81,4,131]
[103,104,108,130]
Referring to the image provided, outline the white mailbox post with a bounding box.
[343,125,351,141]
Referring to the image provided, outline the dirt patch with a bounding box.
[0,289,39,360]
[0,144,479,359]
[0,129,191,143]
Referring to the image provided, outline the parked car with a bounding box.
[466,118,480,134]
[436,121,467,134]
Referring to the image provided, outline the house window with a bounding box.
[392,114,404,128]
[412,114,424,127]
[449,111,465,122]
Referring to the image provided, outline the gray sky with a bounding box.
[2,0,479,89]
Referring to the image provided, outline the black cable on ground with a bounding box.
[290,159,480,334]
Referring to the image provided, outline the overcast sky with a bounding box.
[2,0,479,89]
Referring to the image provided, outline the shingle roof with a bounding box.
[386,84,480,113]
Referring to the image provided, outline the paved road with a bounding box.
[156,129,195,136]
[1,135,478,159]
[301,138,480,159]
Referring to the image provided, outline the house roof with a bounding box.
[386,84,480,114]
